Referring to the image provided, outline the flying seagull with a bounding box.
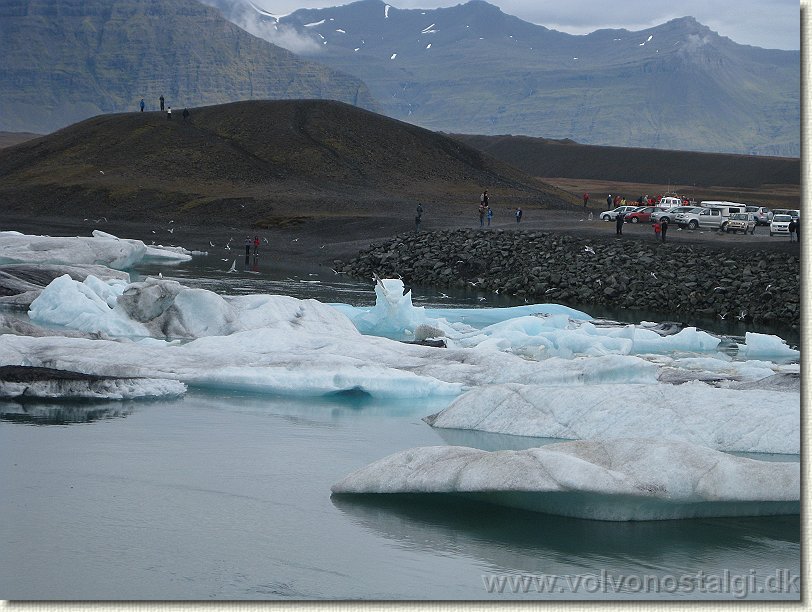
[227,260,237,273]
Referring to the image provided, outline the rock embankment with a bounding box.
[335,229,800,327]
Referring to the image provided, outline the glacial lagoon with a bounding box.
[0,235,800,600]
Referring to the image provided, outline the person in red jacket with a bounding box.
[583,192,589,209]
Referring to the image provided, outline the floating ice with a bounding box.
[0,231,191,270]
[330,278,590,340]
[424,381,800,454]
[0,376,186,400]
[737,332,800,361]
[0,263,130,309]
[331,438,799,521]
[29,275,358,340]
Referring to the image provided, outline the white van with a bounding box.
[698,201,746,228]
[658,196,684,209]
[699,201,746,215]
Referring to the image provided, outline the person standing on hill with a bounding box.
[486,206,493,226]
[583,192,589,209]
[788,219,796,242]
[415,203,424,233]
[160,95,165,111]
[515,208,522,223]
[139,98,145,112]
[479,203,486,227]
[167,106,172,120]
[661,218,669,242]
[481,190,489,208]
[653,220,662,240]
[253,235,260,255]
[182,108,190,122]
[607,194,612,210]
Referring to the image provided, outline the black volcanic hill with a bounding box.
[230,0,799,156]
[0,0,375,134]
[0,100,571,224]
[455,135,801,188]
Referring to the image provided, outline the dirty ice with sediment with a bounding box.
[0,230,800,521]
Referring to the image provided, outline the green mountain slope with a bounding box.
[0,0,376,134]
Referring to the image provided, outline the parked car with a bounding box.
[658,196,684,209]
[726,213,756,234]
[770,214,793,236]
[772,208,800,219]
[623,206,659,223]
[600,206,640,221]
[675,207,725,230]
[746,206,773,226]
[650,206,696,224]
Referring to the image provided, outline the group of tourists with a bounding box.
[614,210,668,242]
[139,95,190,121]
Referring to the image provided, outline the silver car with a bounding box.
[726,213,756,234]
[651,206,696,224]
[599,205,641,221]
[746,206,773,226]
[675,207,725,230]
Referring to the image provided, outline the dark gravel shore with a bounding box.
[335,227,801,328]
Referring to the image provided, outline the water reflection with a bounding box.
[331,494,800,585]
[0,400,134,425]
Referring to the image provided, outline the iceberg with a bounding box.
[331,438,800,521]
[0,263,130,309]
[424,381,799,454]
[737,332,800,361]
[28,275,359,340]
[330,278,591,340]
[0,230,191,270]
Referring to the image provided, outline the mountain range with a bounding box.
[0,0,375,134]
[1,0,799,157]
[218,0,799,156]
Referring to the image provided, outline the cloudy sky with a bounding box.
[253,0,802,50]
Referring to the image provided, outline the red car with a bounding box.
[623,206,660,223]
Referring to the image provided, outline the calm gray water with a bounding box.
[0,255,800,600]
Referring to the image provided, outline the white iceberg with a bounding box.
[737,332,800,361]
[0,230,191,270]
[29,275,359,340]
[330,278,591,340]
[331,438,800,521]
[423,381,800,455]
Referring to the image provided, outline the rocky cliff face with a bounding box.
[0,0,376,133]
